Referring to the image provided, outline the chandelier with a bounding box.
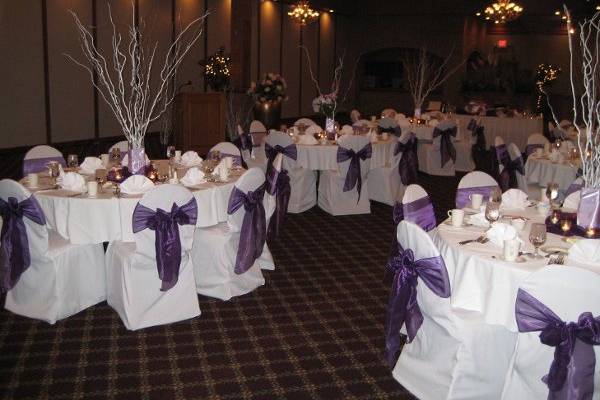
[288,1,319,26]
[476,0,524,24]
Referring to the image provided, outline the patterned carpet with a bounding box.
[0,173,461,400]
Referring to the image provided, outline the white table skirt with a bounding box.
[525,155,579,191]
[432,207,599,332]
[295,140,395,171]
[454,114,543,151]
[33,180,236,244]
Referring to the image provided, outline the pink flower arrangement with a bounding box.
[247,73,288,103]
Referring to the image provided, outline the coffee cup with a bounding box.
[87,181,98,197]
[469,193,483,209]
[447,209,465,227]
[27,173,38,188]
[503,238,521,261]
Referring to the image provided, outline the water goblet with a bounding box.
[110,148,121,165]
[484,201,500,225]
[529,223,547,259]
[95,169,107,193]
[67,154,79,168]
[166,145,175,159]
[546,183,559,208]
[47,161,60,188]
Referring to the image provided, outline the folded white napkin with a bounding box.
[213,160,229,181]
[501,189,529,209]
[121,152,151,167]
[468,212,490,228]
[297,134,318,145]
[428,119,439,127]
[58,172,86,192]
[486,222,520,247]
[180,151,203,167]
[180,167,206,186]
[340,125,354,136]
[304,124,322,137]
[120,175,154,195]
[79,157,104,175]
[569,239,600,266]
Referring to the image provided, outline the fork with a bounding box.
[459,236,488,245]
[548,254,565,265]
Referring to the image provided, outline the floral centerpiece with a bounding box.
[248,73,288,129]
[199,47,231,92]
[312,93,338,137]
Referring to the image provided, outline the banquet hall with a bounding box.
[2,0,600,399]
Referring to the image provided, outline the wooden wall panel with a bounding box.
[207,0,230,54]
[318,12,334,99]
[0,0,46,148]
[281,19,300,118]
[300,22,318,116]
[259,0,280,76]
[176,0,207,92]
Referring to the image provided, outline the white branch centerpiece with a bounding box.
[303,47,359,139]
[65,3,208,174]
[402,48,464,118]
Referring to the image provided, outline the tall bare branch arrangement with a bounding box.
[65,3,208,148]
[563,9,600,188]
[402,48,465,116]
[225,89,254,141]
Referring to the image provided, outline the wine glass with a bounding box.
[529,223,547,259]
[95,169,107,193]
[546,183,559,208]
[110,148,121,165]
[67,154,79,168]
[47,161,60,188]
[484,201,500,225]
[166,145,175,160]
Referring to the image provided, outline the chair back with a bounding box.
[565,177,584,198]
[563,190,581,210]
[265,132,297,172]
[507,142,527,192]
[503,266,600,400]
[381,108,397,118]
[294,118,317,127]
[227,168,267,231]
[456,171,499,208]
[0,179,49,290]
[336,136,371,180]
[350,109,361,123]
[109,140,129,154]
[304,124,322,137]
[526,133,549,156]
[208,142,243,167]
[378,117,399,131]
[395,184,436,231]
[23,145,66,176]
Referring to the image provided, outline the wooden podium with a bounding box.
[174,92,226,155]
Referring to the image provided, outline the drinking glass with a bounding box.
[166,145,175,159]
[47,161,60,187]
[67,154,79,168]
[485,201,500,225]
[529,223,547,259]
[546,183,559,208]
[110,148,121,165]
[95,169,107,193]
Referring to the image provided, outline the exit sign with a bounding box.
[498,39,508,48]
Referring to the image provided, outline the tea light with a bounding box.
[550,210,560,224]
[560,219,572,235]
[586,226,596,238]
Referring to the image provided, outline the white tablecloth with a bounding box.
[455,114,543,151]
[32,179,236,244]
[432,207,599,332]
[525,155,579,191]
[295,139,395,171]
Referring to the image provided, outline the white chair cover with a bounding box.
[507,142,529,193]
[368,135,403,206]
[256,154,280,271]
[565,177,584,198]
[105,184,200,330]
[304,124,322,137]
[2,179,106,324]
[241,123,268,172]
[265,132,317,213]
[455,171,499,209]
[350,109,361,123]
[294,118,317,127]
[109,140,129,154]
[563,189,581,210]
[381,108,397,118]
[318,136,371,215]
[393,184,436,232]
[417,120,457,176]
[22,145,66,176]
[393,221,516,400]
[526,133,550,157]
[192,168,267,300]
[208,142,243,167]
[501,266,600,400]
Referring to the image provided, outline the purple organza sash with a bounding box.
[132,198,198,291]
[239,133,253,151]
[394,134,418,186]
[455,185,498,209]
[526,143,546,157]
[499,155,525,192]
[467,119,486,149]
[515,288,600,399]
[227,184,267,274]
[566,182,583,198]
[385,244,451,367]
[22,156,66,177]
[432,126,457,167]
[495,144,510,169]
[207,151,243,167]
[394,196,436,232]
[577,188,600,230]
[265,143,298,173]
[0,196,46,292]
[266,167,291,239]
[337,143,372,202]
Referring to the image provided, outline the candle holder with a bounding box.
[550,210,560,225]
[560,218,572,236]
[586,226,596,238]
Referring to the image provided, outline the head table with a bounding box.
[432,206,599,332]
[24,172,238,245]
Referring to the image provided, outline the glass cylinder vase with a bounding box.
[577,187,600,232]
[414,108,422,119]
[128,144,146,175]
[325,116,336,140]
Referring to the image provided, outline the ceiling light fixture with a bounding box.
[287,1,319,26]
[476,0,524,24]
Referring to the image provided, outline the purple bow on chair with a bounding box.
[467,119,487,149]
[433,126,457,167]
[265,143,298,172]
[394,134,418,186]
[228,185,267,274]
[132,198,198,291]
[516,288,600,400]
[499,155,525,192]
[385,243,451,367]
[22,156,66,177]
[565,181,583,198]
[266,167,291,239]
[337,143,372,202]
[0,196,46,292]
[392,197,436,232]
[455,185,498,209]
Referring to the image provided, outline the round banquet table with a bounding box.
[432,206,600,332]
[295,138,396,171]
[525,154,580,191]
[27,175,237,245]
[454,114,543,151]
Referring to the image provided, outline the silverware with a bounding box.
[459,235,488,245]
[547,254,566,265]
[544,250,561,258]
